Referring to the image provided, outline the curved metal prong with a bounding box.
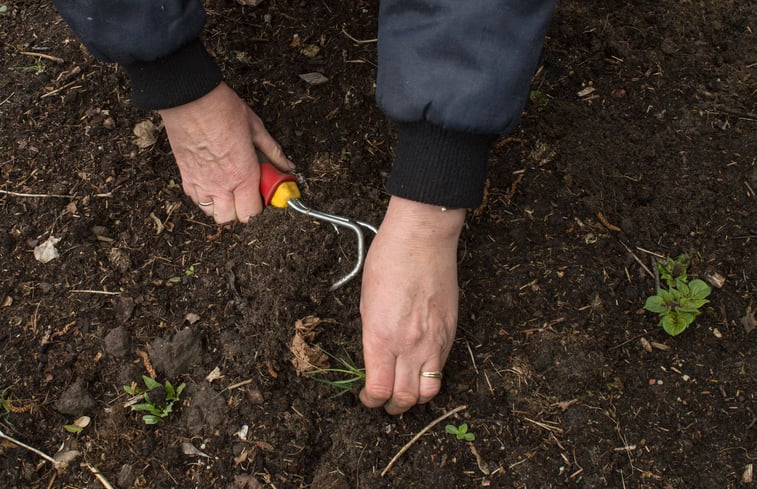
[287,199,376,290]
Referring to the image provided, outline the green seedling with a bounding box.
[184,264,198,277]
[124,376,185,425]
[445,423,475,441]
[20,58,45,74]
[529,90,550,111]
[644,255,711,336]
[304,350,365,397]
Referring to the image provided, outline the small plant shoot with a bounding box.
[445,423,475,441]
[644,255,712,336]
[304,350,365,397]
[124,376,185,425]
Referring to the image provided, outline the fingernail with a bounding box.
[285,159,296,171]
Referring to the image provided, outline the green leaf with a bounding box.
[644,295,668,314]
[164,381,176,401]
[661,312,695,336]
[464,432,475,441]
[123,385,137,395]
[676,305,703,315]
[142,376,161,391]
[458,423,468,434]
[445,424,458,435]
[688,280,711,300]
[143,414,161,425]
[63,424,83,434]
[676,281,690,297]
[176,383,186,397]
[131,403,162,416]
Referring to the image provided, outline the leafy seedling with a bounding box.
[445,423,475,441]
[184,264,198,277]
[529,90,550,111]
[304,350,365,397]
[644,254,712,336]
[124,376,185,425]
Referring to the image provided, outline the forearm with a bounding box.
[377,0,556,208]
[52,0,221,109]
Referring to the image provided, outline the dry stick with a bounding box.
[381,404,467,477]
[19,51,65,63]
[341,28,377,44]
[84,463,115,489]
[0,189,72,198]
[0,427,58,466]
[70,289,121,295]
[618,241,654,279]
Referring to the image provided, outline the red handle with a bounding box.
[259,162,298,206]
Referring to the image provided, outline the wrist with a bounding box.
[383,196,465,245]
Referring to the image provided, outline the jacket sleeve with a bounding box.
[377,0,555,208]
[52,0,222,110]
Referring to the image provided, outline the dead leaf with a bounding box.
[253,440,274,451]
[234,474,263,489]
[33,236,61,263]
[53,449,81,470]
[185,312,201,325]
[181,442,210,458]
[233,448,249,466]
[555,399,579,411]
[205,366,223,383]
[640,337,653,352]
[73,416,90,429]
[290,317,330,374]
[301,45,320,58]
[2,296,11,307]
[741,304,756,333]
[132,119,159,148]
[299,72,328,85]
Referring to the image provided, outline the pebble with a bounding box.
[682,375,690,381]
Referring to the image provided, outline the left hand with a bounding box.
[359,196,464,414]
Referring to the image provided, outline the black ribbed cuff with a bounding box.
[123,39,223,110]
[386,122,494,209]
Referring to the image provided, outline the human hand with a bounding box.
[158,82,294,224]
[359,196,464,414]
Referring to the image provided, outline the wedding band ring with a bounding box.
[420,371,443,379]
[198,201,213,207]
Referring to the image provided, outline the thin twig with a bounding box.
[0,189,72,198]
[223,379,254,392]
[341,28,377,44]
[617,241,654,279]
[19,51,65,63]
[70,290,121,295]
[0,427,57,466]
[40,80,80,99]
[381,405,467,477]
[84,463,115,489]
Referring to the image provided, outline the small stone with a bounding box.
[117,464,137,488]
[656,379,663,385]
[640,337,653,352]
[713,328,723,339]
[55,378,96,416]
[104,326,131,357]
[682,374,690,381]
[245,389,264,405]
[649,379,656,385]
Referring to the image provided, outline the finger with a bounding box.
[384,357,421,415]
[249,116,295,171]
[210,193,237,224]
[359,343,396,409]
[417,358,444,405]
[233,172,264,224]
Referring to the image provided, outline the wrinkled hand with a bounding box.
[159,82,294,224]
[359,196,464,414]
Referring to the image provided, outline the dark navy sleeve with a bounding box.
[377,0,555,208]
[53,0,222,110]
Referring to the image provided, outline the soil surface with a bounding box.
[1,1,755,488]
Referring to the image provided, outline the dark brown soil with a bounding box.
[1,1,755,488]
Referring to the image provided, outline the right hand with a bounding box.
[158,82,294,224]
